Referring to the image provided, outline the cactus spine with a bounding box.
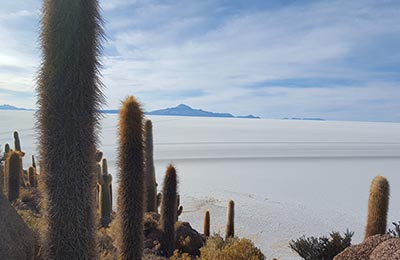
[117,96,145,260]
[204,210,210,237]
[144,119,158,213]
[225,200,235,239]
[160,164,178,257]
[37,0,103,258]
[365,175,389,239]
[5,151,21,202]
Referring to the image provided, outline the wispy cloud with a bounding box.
[1,0,400,121]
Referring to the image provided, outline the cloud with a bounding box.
[1,0,400,121]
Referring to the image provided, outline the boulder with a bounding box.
[334,234,392,260]
[0,192,35,260]
[175,221,205,256]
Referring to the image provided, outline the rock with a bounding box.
[175,221,205,256]
[370,237,400,259]
[333,234,392,260]
[144,213,163,250]
[0,192,35,260]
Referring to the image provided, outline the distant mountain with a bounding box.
[0,104,33,111]
[146,104,260,119]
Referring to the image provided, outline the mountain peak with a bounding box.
[176,104,192,109]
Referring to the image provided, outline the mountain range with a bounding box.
[102,104,260,118]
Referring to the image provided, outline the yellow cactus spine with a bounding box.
[365,175,389,239]
[225,200,235,239]
[5,151,21,202]
[204,210,210,237]
[117,96,145,260]
[37,0,104,258]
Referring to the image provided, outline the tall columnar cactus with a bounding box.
[37,0,103,258]
[144,119,158,213]
[204,210,210,237]
[28,166,37,188]
[13,131,21,152]
[98,158,112,228]
[5,151,21,202]
[4,143,10,154]
[225,200,235,240]
[365,175,389,239]
[160,164,178,257]
[117,96,145,260]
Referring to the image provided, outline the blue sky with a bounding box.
[0,0,400,121]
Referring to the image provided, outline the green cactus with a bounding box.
[160,164,178,257]
[98,158,112,228]
[225,200,235,240]
[365,175,389,239]
[117,96,145,260]
[204,210,210,237]
[28,166,37,188]
[5,151,21,202]
[37,0,103,258]
[144,119,158,213]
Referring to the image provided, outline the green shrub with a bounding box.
[289,230,353,260]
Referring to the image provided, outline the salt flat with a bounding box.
[1,111,400,259]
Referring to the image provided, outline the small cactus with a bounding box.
[160,164,178,257]
[13,131,21,152]
[98,158,112,228]
[117,96,145,260]
[204,210,210,237]
[176,195,183,221]
[5,151,22,202]
[225,200,235,239]
[32,155,36,169]
[365,175,389,239]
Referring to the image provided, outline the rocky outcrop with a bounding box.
[0,193,35,260]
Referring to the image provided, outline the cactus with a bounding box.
[28,166,37,188]
[4,151,21,202]
[4,143,10,158]
[144,119,158,213]
[102,157,112,210]
[176,195,183,221]
[204,210,210,237]
[37,0,103,258]
[157,192,162,209]
[225,200,235,239]
[117,96,145,260]
[98,158,112,227]
[365,175,389,239]
[160,164,178,257]
[13,131,21,152]
[31,155,36,169]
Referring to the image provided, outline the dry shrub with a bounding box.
[289,230,353,260]
[199,235,265,260]
[97,228,118,260]
[170,250,193,260]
